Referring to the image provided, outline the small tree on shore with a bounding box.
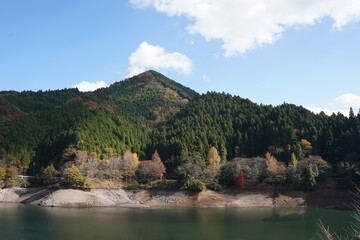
[41,163,57,185]
[136,150,165,182]
[121,150,139,181]
[62,165,88,189]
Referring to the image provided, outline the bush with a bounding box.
[41,164,58,185]
[5,168,16,179]
[218,163,236,187]
[62,165,89,189]
[176,163,202,185]
[124,182,147,190]
[0,167,28,188]
[181,179,206,191]
[0,168,6,181]
[5,177,29,188]
[206,182,223,191]
[148,180,179,190]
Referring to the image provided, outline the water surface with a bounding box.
[0,203,353,240]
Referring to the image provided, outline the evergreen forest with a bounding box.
[0,70,359,189]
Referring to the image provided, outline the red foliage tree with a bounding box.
[234,173,246,188]
[136,160,166,182]
[151,150,161,162]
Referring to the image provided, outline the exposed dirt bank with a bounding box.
[0,187,353,209]
[0,187,145,208]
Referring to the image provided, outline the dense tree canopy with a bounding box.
[0,71,359,185]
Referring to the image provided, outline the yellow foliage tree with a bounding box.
[207,147,221,167]
[121,150,140,181]
[122,150,139,169]
[132,153,139,166]
[62,165,88,189]
[289,153,298,168]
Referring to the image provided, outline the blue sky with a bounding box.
[1,0,360,115]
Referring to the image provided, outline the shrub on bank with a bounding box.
[41,163,58,185]
[62,165,90,189]
[180,179,206,191]
[206,182,223,191]
[0,167,29,188]
[124,180,179,190]
[5,176,29,188]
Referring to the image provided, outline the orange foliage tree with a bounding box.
[265,152,286,184]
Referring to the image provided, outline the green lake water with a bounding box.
[0,203,353,240]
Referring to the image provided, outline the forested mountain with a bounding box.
[0,71,359,179]
[0,71,197,172]
[156,92,360,172]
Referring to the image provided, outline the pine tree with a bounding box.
[349,107,355,118]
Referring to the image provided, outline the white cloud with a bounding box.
[131,0,360,55]
[73,81,108,92]
[305,107,349,116]
[306,93,360,116]
[128,41,193,77]
[330,93,360,107]
[201,75,209,82]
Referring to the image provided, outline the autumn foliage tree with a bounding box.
[152,150,161,162]
[136,150,165,182]
[62,165,88,189]
[234,173,246,188]
[299,139,312,156]
[207,147,221,167]
[121,150,140,181]
[0,167,28,188]
[265,152,286,184]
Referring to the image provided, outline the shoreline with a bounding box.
[0,187,353,210]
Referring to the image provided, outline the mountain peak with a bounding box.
[109,70,198,100]
[123,70,156,83]
[95,71,198,121]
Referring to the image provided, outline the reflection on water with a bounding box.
[0,203,353,240]
[262,208,306,222]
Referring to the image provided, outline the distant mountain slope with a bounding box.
[0,89,82,114]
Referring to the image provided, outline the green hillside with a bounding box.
[0,71,195,172]
[156,92,360,172]
[0,71,359,182]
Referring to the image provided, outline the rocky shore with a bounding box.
[0,187,353,209]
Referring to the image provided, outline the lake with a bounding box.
[0,203,353,240]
